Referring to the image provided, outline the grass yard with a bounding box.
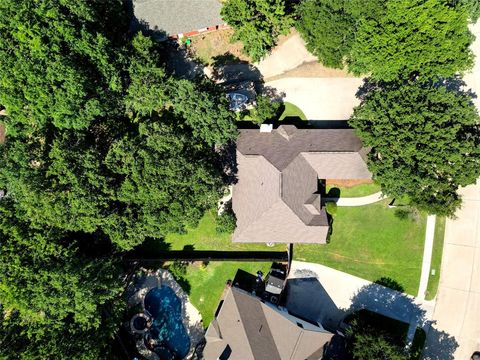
[185,261,273,326]
[425,217,446,300]
[159,210,284,327]
[326,182,382,198]
[294,200,427,295]
[279,102,307,121]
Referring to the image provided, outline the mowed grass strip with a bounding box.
[425,216,446,300]
[294,200,426,295]
[326,182,382,198]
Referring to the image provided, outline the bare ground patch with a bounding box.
[189,29,251,65]
[326,179,374,187]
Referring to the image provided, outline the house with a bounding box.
[131,0,227,40]
[203,285,334,360]
[233,125,371,244]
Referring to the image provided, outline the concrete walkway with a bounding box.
[324,191,384,206]
[417,215,436,301]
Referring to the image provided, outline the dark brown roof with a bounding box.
[237,125,365,171]
[233,125,370,244]
[203,287,334,360]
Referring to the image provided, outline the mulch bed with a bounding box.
[326,179,373,187]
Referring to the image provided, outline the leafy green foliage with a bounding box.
[348,0,474,81]
[346,311,411,360]
[0,0,125,135]
[216,210,237,234]
[350,79,480,216]
[295,0,355,69]
[104,119,225,248]
[221,0,293,61]
[348,324,407,360]
[0,2,237,358]
[325,202,338,218]
[244,95,281,125]
[455,0,480,22]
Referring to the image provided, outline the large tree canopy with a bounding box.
[0,1,237,358]
[350,79,480,216]
[0,0,127,135]
[348,0,474,81]
[221,0,293,62]
[0,33,236,250]
[295,0,356,69]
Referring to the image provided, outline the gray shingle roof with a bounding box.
[237,125,365,171]
[203,287,334,360]
[132,0,224,37]
[233,125,370,244]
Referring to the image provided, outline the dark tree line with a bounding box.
[0,0,237,358]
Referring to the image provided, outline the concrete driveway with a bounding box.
[265,77,363,121]
[424,182,480,359]
[423,22,480,360]
[256,31,317,79]
[286,261,428,332]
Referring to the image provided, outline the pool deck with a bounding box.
[127,268,205,359]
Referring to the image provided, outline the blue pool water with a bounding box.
[144,286,191,359]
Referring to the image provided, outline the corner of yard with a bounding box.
[159,210,283,327]
[294,199,427,295]
[278,102,307,121]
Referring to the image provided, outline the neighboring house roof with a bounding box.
[131,0,224,38]
[233,125,370,244]
[203,287,333,360]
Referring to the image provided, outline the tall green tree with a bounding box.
[350,79,480,216]
[295,0,355,69]
[348,0,474,81]
[221,0,293,61]
[104,119,226,249]
[0,0,126,135]
[0,2,237,357]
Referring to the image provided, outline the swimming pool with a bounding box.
[144,286,191,359]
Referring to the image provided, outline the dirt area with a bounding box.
[326,179,374,187]
[189,29,251,65]
[0,123,5,144]
[266,61,354,81]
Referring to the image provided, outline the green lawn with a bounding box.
[294,200,427,295]
[184,261,273,326]
[279,102,307,121]
[152,202,426,325]
[159,211,283,326]
[425,216,446,300]
[326,182,382,198]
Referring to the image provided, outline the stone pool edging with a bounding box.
[126,268,204,360]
